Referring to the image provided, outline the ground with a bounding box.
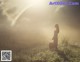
[12,39,80,62]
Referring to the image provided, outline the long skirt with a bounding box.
[49,39,58,51]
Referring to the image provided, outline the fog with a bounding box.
[0,0,80,50]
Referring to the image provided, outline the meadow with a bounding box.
[12,38,80,62]
[0,28,80,62]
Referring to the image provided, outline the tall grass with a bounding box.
[12,38,80,62]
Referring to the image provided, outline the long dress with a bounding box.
[53,30,58,50]
[49,24,59,51]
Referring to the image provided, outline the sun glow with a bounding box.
[28,0,46,6]
[10,0,64,26]
[11,0,47,26]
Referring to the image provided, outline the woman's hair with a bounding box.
[55,24,59,33]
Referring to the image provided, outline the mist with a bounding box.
[0,0,80,50]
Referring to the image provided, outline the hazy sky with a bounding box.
[0,0,79,27]
[0,0,80,44]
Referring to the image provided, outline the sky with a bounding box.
[0,0,80,45]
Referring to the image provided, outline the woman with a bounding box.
[52,24,59,50]
[49,24,59,51]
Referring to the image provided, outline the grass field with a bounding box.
[12,39,80,62]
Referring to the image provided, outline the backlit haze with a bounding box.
[0,0,80,47]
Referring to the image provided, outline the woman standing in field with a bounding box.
[49,24,59,51]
